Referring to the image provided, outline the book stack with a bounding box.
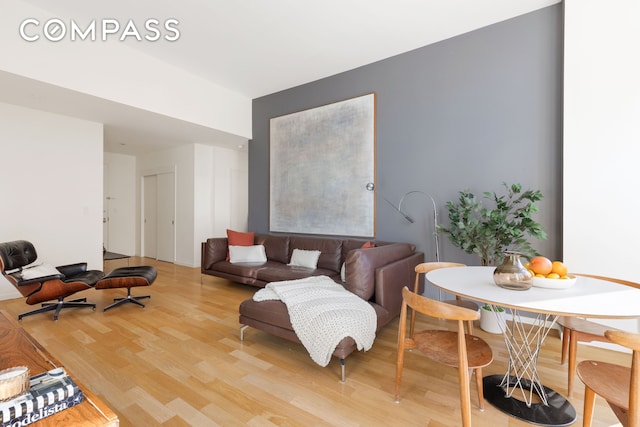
[0,368,83,427]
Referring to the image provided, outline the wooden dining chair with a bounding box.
[412,262,478,336]
[396,286,493,427]
[577,329,640,427]
[558,274,640,397]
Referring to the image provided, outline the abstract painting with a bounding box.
[270,93,375,237]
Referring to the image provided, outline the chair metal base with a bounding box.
[18,298,96,321]
[103,288,150,312]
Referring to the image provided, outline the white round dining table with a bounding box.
[426,266,640,426]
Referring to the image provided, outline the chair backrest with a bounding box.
[402,286,480,322]
[606,329,640,427]
[606,329,640,351]
[415,261,465,275]
[398,286,483,427]
[414,261,465,292]
[0,240,38,273]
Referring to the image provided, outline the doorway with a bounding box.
[143,172,175,262]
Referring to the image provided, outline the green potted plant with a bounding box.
[479,305,506,334]
[438,182,547,266]
[439,182,547,333]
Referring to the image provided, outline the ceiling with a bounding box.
[5,0,560,155]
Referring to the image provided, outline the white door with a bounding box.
[156,173,175,262]
[143,175,157,259]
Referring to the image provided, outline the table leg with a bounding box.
[483,306,577,426]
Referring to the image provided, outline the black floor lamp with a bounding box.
[381,189,443,300]
[396,190,440,263]
[382,191,440,260]
[366,184,441,264]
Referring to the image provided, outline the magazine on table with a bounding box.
[0,368,83,427]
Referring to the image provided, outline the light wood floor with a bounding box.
[0,257,628,426]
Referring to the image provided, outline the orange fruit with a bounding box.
[529,256,552,275]
[550,261,568,277]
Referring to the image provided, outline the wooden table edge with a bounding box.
[0,309,119,426]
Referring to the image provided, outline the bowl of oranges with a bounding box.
[526,256,578,289]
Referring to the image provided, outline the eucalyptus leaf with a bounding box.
[438,182,547,266]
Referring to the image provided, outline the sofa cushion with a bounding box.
[226,229,255,260]
[344,243,414,300]
[289,236,342,272]
[229,245,267,263]
[288,249,321,268]
[240,299,292,329]
[255,266,338,284]
[255,234,289,264]
[239,298,389,335]
[211,260,275,279]
[341,239,392,261]
[227,229,254,246]
[340,241,376,281]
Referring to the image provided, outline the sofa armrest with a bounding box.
[374,251,424,320]
[201,238,228,272]
[344,243,415,300]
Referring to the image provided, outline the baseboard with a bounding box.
[0,289,21,301]
[0,277,20,301]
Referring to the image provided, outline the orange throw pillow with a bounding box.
[226,229,255,260]
[361,241,376,249]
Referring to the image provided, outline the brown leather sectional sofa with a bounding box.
[201,233,424,380]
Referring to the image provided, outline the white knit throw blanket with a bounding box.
[253,276,377,367]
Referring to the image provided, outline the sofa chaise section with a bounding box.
[235,240,424,381]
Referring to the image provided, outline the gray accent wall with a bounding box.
[250,5,563,270]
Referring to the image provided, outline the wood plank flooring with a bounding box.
[0,257,628,426]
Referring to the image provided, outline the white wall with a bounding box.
[193,144,249,264]
[0,102,103,299]
[564,0,640,335]
[212,146,249,237]
[1,0,252,139]
[193,145,215,264]
[104,152,136,255]
[564,1,640,280]
[137,143,248,268]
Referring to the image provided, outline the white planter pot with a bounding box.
[480,307,506,334]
